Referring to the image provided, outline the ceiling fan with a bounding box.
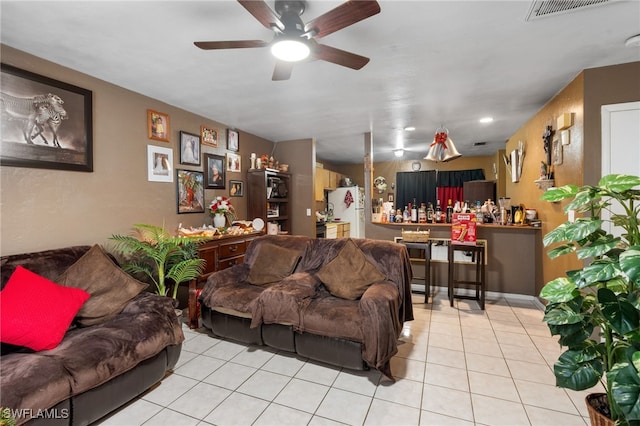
[194,0,381,81]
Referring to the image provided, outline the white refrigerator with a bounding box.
[328,186,365,238]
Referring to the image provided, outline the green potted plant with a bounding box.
[110,223,206,300]
[539,174,640,426]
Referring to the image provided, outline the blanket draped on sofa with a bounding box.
[199,236,413,379]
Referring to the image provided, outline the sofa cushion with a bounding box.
[247,243,302,285]
[57,244,148,327]
[0,266,90,351]
[316,239,385,300]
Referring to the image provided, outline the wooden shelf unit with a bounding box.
[247,169,292,233]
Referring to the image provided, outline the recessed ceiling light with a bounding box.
[393,149,404,157]
[479,117,494,124]
[473,141,487,146]
[404,126,416,131]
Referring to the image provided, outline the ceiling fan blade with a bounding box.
[194,40,269,50]
[313,43,370,70]
[305,0,380,39]
[237,0,284,31]
[272,61,294,81]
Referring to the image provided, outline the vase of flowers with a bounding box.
[209,196,235,229]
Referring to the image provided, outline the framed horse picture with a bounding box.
[0,63,93,172]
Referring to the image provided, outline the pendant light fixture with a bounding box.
[424,127,462,162]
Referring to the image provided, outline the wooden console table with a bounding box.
[187,231,262,328]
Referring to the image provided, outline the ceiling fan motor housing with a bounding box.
[274,0,306,35]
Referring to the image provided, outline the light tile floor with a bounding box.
[98,288,602,425]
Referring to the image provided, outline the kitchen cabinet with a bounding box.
[314,167,343,201]
[248,169,291,233]
[325,222,350,239]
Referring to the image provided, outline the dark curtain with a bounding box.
[396,170,437,212]
[436,169,485,208]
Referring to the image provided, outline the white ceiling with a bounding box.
[2,0,639,164]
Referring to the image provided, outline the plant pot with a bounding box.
[586,393,615,426]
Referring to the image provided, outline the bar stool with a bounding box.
[398,239,432,303]
[448,242,486,310]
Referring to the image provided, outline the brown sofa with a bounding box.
[0,246,184,426]
[199,235,413,380]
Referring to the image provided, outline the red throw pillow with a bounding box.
[0,265,90,351]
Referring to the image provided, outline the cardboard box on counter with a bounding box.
[451,213,477,245]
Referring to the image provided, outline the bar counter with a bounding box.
[366,221,543,298]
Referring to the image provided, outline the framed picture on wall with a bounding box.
[179,131,201,166]
[147,109,170,142]
[227,129,239,152]
[226,152,241,172]
[229,180,243,197]
[147,145,173,182]
[176,169,204,214]
[201,125,218,147]
[0,63,93,172]
[204,153,225,189]
[552,138,563,165]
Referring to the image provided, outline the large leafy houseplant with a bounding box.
[540,174,640,425]
[110,223,206,299]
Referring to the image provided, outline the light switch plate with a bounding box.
[306,208,311,216]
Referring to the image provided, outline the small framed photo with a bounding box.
[204,153,225,189]
[201,125,218,147]
[388,193,394,202]
[176,169,205,214]
[147,109,170,142]
[229,180,244,197]
[226,152,241,172]
[227,129,239,152]
[147,145,173,182]
[179,131,201,165]
[552,138,563,165]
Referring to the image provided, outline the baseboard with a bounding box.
[412,284,543,308]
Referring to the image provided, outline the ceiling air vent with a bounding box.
[526,0,613,21]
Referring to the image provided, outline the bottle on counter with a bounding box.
[388,208,395,223]
[463,200,470,213]
[476,200,484,223]
[435,200,443,223]
[403,206,410,222]
[446,199,453,223]
[418,203,427,223]
[453,200,461,213]
[411,198,418,223]
[396,209,403,223]
[427,202,435,223]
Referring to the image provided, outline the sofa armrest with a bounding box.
[199,264,249,301]
[358,282,402,380]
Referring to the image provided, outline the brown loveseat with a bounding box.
[0,245,184,426]
[199,235,413,379]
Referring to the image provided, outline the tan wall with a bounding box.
[583,62,640,186]
[276,138,315,238]
[0,45,274,256]
[505,73,585,295]
[505,61,640,296]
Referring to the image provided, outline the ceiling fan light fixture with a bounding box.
[271,38,310,62]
